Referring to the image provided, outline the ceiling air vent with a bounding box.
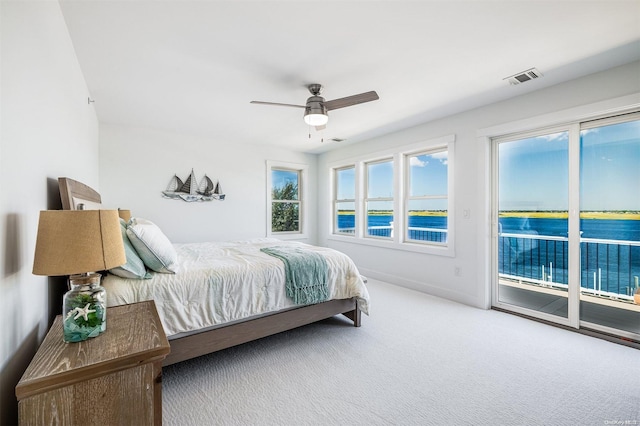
[504,67,543,86]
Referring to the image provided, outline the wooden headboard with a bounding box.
[58,177,101,210]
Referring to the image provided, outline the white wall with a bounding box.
[0,1,99,423]
[99,124,317,244]
[318,61,640,309]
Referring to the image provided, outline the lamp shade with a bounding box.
[33,210,126,276]
[118,209,132,222]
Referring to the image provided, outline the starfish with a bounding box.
[73,303,96,321]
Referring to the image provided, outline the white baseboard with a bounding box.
[358,267,485,309]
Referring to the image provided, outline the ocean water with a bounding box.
[500,217,640,241]
[499,217,640,295]
[338,214,447,240]
[338,214,640,295]
[339,214,639,240]
[340,215,640,241]
[338,214,446,230]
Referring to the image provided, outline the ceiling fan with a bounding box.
[250,84,379,130]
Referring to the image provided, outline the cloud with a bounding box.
[410,157,427,167]
[540,132,569,142]
[411,152,449,167]
[430,151,448,165]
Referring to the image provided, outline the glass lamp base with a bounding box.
[62,273,107,342]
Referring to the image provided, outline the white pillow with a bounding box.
[109,219,151,279]
[126,218,177,273]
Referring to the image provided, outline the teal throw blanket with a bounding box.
[261,246,329,305]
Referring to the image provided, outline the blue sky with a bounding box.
[272,169,297,188]
[302,118,639,213]
[499,119,640,211]
[272,169,298,199]
[336,152,449,211]
[336,167,355,200]
[409,152,448,197]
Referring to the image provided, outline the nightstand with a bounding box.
[16,300,170,426]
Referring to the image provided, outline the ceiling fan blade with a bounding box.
[250,101,305,109]
[324,91,379,111]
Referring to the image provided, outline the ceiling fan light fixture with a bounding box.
[304,112,328,126]
[251,83,378,131]
[304,96,328,126]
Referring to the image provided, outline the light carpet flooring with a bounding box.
[162,278,640,425]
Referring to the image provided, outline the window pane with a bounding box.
[499,132,569,212]
[367,160,393,198]
[272,169,299,201]
[271,202,299,232]
[407,199,448,243]
[409,152,448,197]
[366,200,393,238]
[336,167,355,200]
[335,202,355,234]
[580,118,640,335]
[580,120,640,238]
[497,131,569,319]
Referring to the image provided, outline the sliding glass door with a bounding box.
[579,116,640,337]
[494,129,571,322]
[493,113,640,340]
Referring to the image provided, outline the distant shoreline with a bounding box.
[336,210,640,220]
[500,211,640,220]
[337,210,447,217]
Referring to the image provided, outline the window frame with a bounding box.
[333,165,356,236]
[364,158,394,240]
[267,160,308,239]
[404,147,449,246]
[328,134,455,257]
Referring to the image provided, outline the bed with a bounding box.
[58,177,370,366]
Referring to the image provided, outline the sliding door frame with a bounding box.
[490,125,577,328]
[480,93,640,331]
[567,123,581,329]
[576,111,640,341]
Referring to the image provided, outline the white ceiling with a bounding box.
[59,1,640,154]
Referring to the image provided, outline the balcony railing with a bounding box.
[336,225,448,242]
[499,232,640,301]
[339,225,640,301]
[337,224,639,301]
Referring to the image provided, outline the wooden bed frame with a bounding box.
[58,177,362,366]
[164,298,360,366]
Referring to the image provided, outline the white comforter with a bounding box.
[102,238,370,337]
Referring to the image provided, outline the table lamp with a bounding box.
[118,209,131,222]
[32,210,125,342]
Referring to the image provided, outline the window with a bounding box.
[334,166,355,235]
[329,134,455,256]
[365,159,394,239]
[272,168,299,232]
[405,149,448,244]
[267,161,307,237]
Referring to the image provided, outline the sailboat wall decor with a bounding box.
[162,169,225,202]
